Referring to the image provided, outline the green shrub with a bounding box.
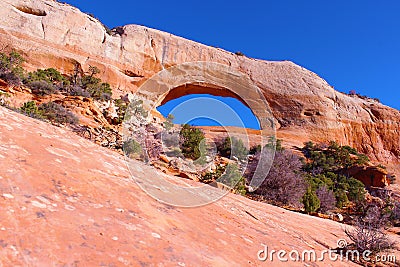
[301,141,370,208]
[112,98,128,124]
[194,139,209,165]
[67,65,112,101]
[302,141,369,173]
[38,102,78,124]
[129,99,148,119]
[20,101,42,118]
[28,80,58,96]
[347,177,366,203]
[123,139,143,158]
[79,66,112,101]
[303,187,320,213]
[179,124,205,160]
[219,164,246,195]
[163,114,175,131]
[334,189,349,208]
[0,50,25,85]
[249,144,261,155]
[25,68,66,84]
[218,136,248,160]
[264,136,284,152]
[85,81,112,101]
[201,165,226,183]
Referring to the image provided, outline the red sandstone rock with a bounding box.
[345,166,390,188]
[0,1,399,265]
[0,0,398,178]
[3,106,390,266]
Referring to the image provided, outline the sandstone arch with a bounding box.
[126,62,277,194]
[135,61,275,135]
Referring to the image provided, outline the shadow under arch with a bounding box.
[124,61,277,207]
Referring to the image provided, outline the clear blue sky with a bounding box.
[156,94,260,129]
[64,0,400,112]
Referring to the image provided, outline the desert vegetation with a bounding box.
[301,141,368,210]
[172,125,392,220]
[348,89,381,103]
[247,148,306,207]
[217,136,248,160]
[0,50,25,85]
[0,51,114,104]
[179,124,206,160]
[1,50,398,259]
[19,100,78,125]
[0,50,129,151]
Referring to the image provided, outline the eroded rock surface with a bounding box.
[0,106,370,266]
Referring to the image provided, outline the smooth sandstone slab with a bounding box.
[0,106,363,266]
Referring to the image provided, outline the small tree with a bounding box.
[301,141,368,209]
[218,136,248,160]
[179,124,205,160]
[20,101,42,118]
[111,98,128,124]
[264,136,284,152]
[129,99,148,119]
[87,65,100,77]
[303,187,320,213]
[0,50,25,85]
[219,164,246,196]
[25,68,66,84]
[163,114,174,131]
[89,82,112,101]
[68,64,112,101]
[201,165,226,183]
[123,139,143,159]
[347,177,366,203]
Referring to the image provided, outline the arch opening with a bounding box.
[156,84,261,130]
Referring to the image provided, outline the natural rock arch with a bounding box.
[135,61,275,135]
[125,62,277,199]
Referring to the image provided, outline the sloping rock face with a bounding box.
[0,0,399,174]
[0,106,366,266]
